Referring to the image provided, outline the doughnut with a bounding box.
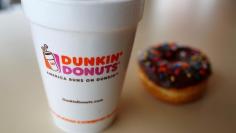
[138,42,212,104]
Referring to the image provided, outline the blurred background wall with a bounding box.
[0,0,20,10]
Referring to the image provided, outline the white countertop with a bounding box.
[0,0,236,133]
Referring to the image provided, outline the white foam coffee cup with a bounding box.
[22,0,144,132]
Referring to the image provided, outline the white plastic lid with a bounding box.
[22,0,145,32]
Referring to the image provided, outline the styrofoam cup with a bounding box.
[22,0,144,132]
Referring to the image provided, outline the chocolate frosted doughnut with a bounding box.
[139,43,212,89]
[138,42,212,104]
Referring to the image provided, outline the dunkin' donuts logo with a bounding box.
[41,44,60,72]
[41,44,123,77]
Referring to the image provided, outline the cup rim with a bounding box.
[22,0,145,32]
[39,0,135,5]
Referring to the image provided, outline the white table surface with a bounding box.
[0,0,236,133]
